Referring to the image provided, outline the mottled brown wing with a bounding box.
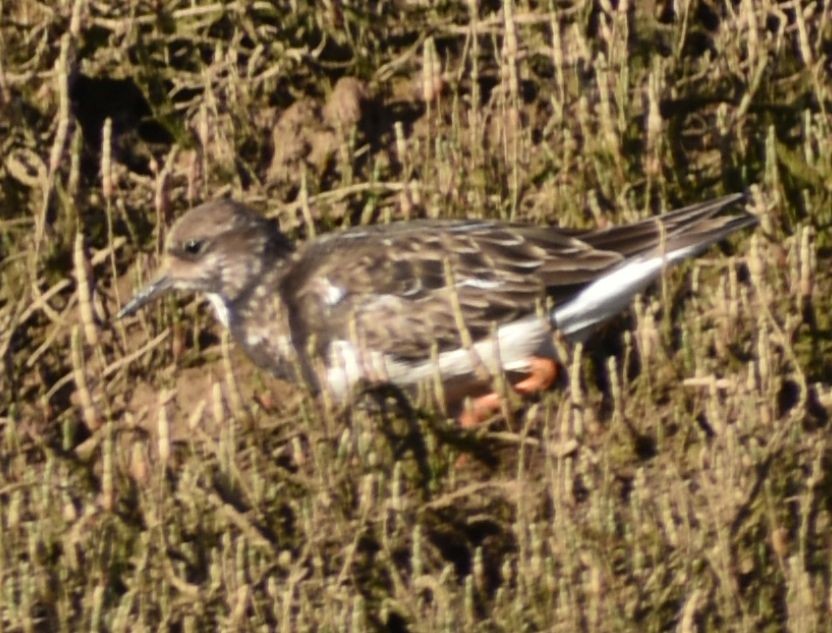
[279,220,623,362]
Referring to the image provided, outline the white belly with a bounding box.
[322,314,553,402]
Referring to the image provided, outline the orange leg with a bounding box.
[456,357,559,428]
[459,392,502,428]
[512,357,559,395]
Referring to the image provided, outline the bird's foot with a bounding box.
[457,356,559,428]
[512,356,558,395]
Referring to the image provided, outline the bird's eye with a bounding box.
[183,239,204,256]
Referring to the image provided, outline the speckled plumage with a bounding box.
[119,194,756,403]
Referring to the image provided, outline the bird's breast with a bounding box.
[228,295,307,384]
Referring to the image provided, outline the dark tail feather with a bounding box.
[578,193,752,257]
[552,193,757,341]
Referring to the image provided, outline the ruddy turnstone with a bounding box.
[119,194,756,426]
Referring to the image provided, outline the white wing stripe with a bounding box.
[553,243,701,340]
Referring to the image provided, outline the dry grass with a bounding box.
[1,1,831,631]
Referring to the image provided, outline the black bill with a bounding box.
[117,274,173,319]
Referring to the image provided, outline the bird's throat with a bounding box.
[205,293,232,328]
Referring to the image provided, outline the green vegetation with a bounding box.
[1,1,830,630]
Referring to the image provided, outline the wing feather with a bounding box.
[280,219,620,362]
[278,193,752,364]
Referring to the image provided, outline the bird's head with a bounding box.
[118,199,293,319]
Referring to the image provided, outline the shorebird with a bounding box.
[119,194,756,426]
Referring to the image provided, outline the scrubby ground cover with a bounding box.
[1,1,831,630]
